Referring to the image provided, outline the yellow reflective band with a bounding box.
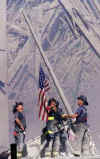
[17,152,22,158]
[52,151,59,156]
[48,116,54,120]
[48,130,53,134]
[45,152,51,156]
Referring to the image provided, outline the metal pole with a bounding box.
[22,10,73,114]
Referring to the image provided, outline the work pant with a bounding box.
[59,130,67,153]
[69,123,88,155]
[82,129,96,155]
[43,130,67,155]
[14,132,25,153]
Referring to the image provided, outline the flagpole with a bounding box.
[22,10,73,114]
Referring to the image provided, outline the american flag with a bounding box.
[38,66,50,121]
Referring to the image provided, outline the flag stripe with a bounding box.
[39,90,45,118]
[38,66,50,121]
[42,98,47,120]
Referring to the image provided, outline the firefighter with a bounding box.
[13,102,27,158]
[66,95,89,156]
[41,98,67,157]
